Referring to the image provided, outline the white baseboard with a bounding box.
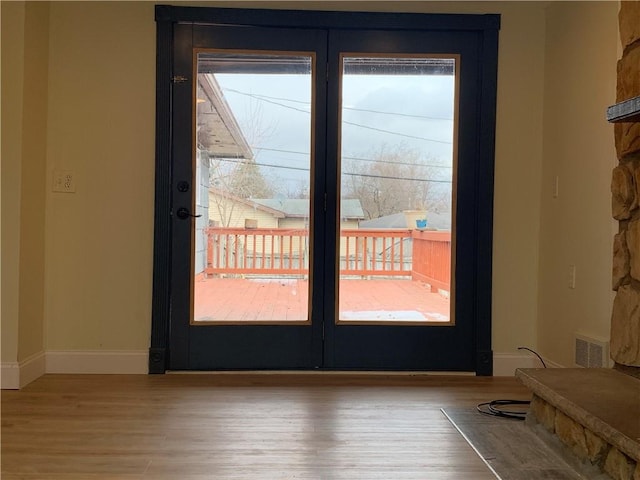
[45,350,148,374]
[4,350,561,383]
[492,353,567,376]
[541,357,565,369]
[493,353,546,376]
[1,362,20,389]
[20,351,46,387]
[1,351,46,389]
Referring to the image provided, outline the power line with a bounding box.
[342,120,451,144]
[224,89,311,114]
[252,146,453,169]
[209,156,452,184]
[225,89,309,105]
[222,88,453,145]
[345,172,451,183]
[224,88,453,121]
[345,105,453,121]
[212,157,308,172]
[344,153,452,169]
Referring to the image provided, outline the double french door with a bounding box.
[150,7,499,373]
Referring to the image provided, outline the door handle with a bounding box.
[176,207,202,219]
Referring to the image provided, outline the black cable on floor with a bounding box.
[476,347,546,421]
[476,399,530,420]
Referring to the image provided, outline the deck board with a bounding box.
[194,277,449,323]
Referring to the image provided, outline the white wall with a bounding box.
[537,1,619,367]
[1,2,50,387]
[45,2,156,351]
[1,2,26,368]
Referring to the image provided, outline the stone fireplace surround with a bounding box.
[517,3,640,480]
[610,0,640,374]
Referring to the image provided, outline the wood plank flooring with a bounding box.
[1,374,530,479]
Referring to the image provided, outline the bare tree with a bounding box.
[285,177,310,199]
[227,159,273,199]
[343,144,451,220]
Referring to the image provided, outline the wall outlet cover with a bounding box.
[53,171,76,193]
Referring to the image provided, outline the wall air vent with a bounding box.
[574,333,610,368]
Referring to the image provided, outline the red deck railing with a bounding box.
[204,227,452,291]
[206,227,308,275]
[410,230,452,292]
[340,229,412,276]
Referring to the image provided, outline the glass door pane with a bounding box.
[338,55,457,324]
[193,51,314,324]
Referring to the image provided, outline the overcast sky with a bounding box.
[215,68,455,196]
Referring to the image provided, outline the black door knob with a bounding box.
[176,207,201,219]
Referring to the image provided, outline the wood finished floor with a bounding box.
[1,374,531,479]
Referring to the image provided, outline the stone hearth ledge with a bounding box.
[515,368,640,462]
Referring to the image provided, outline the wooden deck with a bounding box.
[194,277,450,323]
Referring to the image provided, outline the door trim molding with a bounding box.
[149,13,174,374]
[155,5,500,31]
[475,25,500,376]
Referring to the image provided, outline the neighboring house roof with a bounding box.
[360,211,452,230]
[359,212,408,229]
[209,189,285,218]
[253,198,365,220]
[210,190,365,220]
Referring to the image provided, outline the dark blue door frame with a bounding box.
[149,5,499,375]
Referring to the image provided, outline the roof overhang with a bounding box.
[196,74,253,159]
